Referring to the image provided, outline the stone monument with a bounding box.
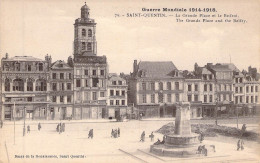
[150,102,204,157]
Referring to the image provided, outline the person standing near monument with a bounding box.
[237,139,241,151]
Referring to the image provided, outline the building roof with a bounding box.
[108,73,125,81]
[51,60,72,69]
[3,56,44,62]
[137,61,178,78]
[81,3,89,10]
[209,64,232,72]
[201,67,212,74]
[219,63,240,72]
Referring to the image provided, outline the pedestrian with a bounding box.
[62,123,65,132]
[118,128,120,137]
[199,131,204,143]
[237,139,241,151]
[140,131,145,142]
[0,120,3,128]
[88,129,93,139]
[241,124,247,136]
[27,125,30,133]
[59,123,61,134]
[38,123,41,131]
[161,135,166,144]
[114,129,118,138]
[197,145,202,154]
[59,123,62,133]
[154,139,161,145]
[241,140,244,150]
[149,132,154,142]
[56,124,59,132]
[111,129,114,138]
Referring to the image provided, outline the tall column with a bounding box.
[24,81,27,92]
[10,82,13,91]
[33,82,36,92]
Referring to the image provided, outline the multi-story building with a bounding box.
[206,63,233,116]
[193,64,216,117]
[107,73,128,118]
[1,53,51,120]
[49,60,74,120]
[233,67,260,116]
[183,71,202,118]
[72,3,108,119]
[129,60,184,118]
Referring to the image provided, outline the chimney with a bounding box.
[133,60,137,73]
[5,53,9,59]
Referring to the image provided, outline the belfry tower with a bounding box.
[73,2,97,57]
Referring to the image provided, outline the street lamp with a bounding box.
[23,106,26,136]
[215,97,218,125]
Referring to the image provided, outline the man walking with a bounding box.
[27,125,30,133]
[38,123,41,131]
[149,132,154,142]
[118,128,120,137]
[140,131,145,142]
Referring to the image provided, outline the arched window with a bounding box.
[39,63,43,71]
[82,29,86,37]
[36,79,47,91]
[87,43,92,51]
[82,42,86,50]
[5,78,10,91]
[27,79,33,91]
[13,79,24,91]
[88,29,92,37]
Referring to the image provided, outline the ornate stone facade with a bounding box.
[1,54,51,120]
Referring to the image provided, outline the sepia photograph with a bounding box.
[0,0,259,162]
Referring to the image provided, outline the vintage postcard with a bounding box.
[0,0,259,163]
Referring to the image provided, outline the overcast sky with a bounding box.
[0,0,259,74]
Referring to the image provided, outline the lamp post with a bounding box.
[215,97,218,125]
[23,106,26,136]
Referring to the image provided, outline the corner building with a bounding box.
[72,3,108,119]
[1,54,51,120]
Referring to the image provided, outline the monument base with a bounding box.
[165,133,200,146]
[150,143,215,158]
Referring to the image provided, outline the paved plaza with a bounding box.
[0,118,259,163]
